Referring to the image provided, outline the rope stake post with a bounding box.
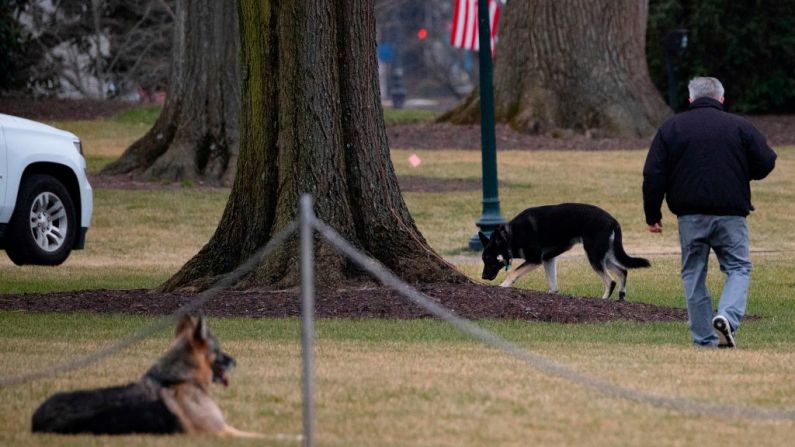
[299,194,316,447]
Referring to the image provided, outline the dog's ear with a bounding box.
[478,232,490,248]
[499,224,511,242]
[175,314,196,338]
[193,316,209,343]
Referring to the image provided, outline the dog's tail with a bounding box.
[612,225,651,269]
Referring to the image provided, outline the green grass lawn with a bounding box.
[1,110,794,445]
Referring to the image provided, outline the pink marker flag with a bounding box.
[408,153,422,168]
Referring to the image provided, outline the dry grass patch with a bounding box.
[48,118,147,159]
[4,328,795,447]
[0,188,229,292]
[2,146,793,295]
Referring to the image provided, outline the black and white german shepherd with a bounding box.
[479,203,650,301]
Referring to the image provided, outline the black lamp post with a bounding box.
[468,0,506,251]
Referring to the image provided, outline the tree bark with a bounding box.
[441,0,670,137]
[101,0,240,185]
[162,0,463,291]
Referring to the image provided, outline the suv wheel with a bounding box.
[5,175,77,266]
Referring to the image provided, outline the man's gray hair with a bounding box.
[688,77,724,101]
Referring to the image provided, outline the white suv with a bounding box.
[0,114,93,265]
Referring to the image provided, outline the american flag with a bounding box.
[450,0,502,53]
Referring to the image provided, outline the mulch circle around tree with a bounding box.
[387,116,795,151]
[0,283,687,323]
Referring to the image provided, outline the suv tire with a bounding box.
[6,175,77,265]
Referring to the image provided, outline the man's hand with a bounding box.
[648,222,663,233]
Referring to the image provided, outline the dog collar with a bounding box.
[497,253,512,271]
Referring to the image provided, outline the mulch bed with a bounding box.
[389,123,653,151]
[87,173,221,191]
[0,98,134,121]
[397,176,485,193]
[0,283,687,323]
[387,116,795,150]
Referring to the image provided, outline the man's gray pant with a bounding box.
[678,215,752,346]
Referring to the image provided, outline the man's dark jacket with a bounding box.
[642,97,777,225]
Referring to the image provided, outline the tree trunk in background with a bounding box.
[441,0,670,137]
[101,0,240,185]
[162,0,463,291]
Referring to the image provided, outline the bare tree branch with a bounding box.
[106,2,154,73]
[155,0,175,20]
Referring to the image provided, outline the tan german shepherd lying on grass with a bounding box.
[32,315,262,437]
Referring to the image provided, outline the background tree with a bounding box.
[101,0,239,184]
[163,0,462,291]
[441,0,671,138]
[647,0,795,113]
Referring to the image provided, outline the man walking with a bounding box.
[643,77,777,348]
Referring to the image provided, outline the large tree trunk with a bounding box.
[101,0,240,185]
[162,0,463,291]
[441,0,670,137]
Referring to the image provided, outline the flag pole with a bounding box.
[468,0,506,250]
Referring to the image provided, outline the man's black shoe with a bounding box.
[713,315,736,348]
